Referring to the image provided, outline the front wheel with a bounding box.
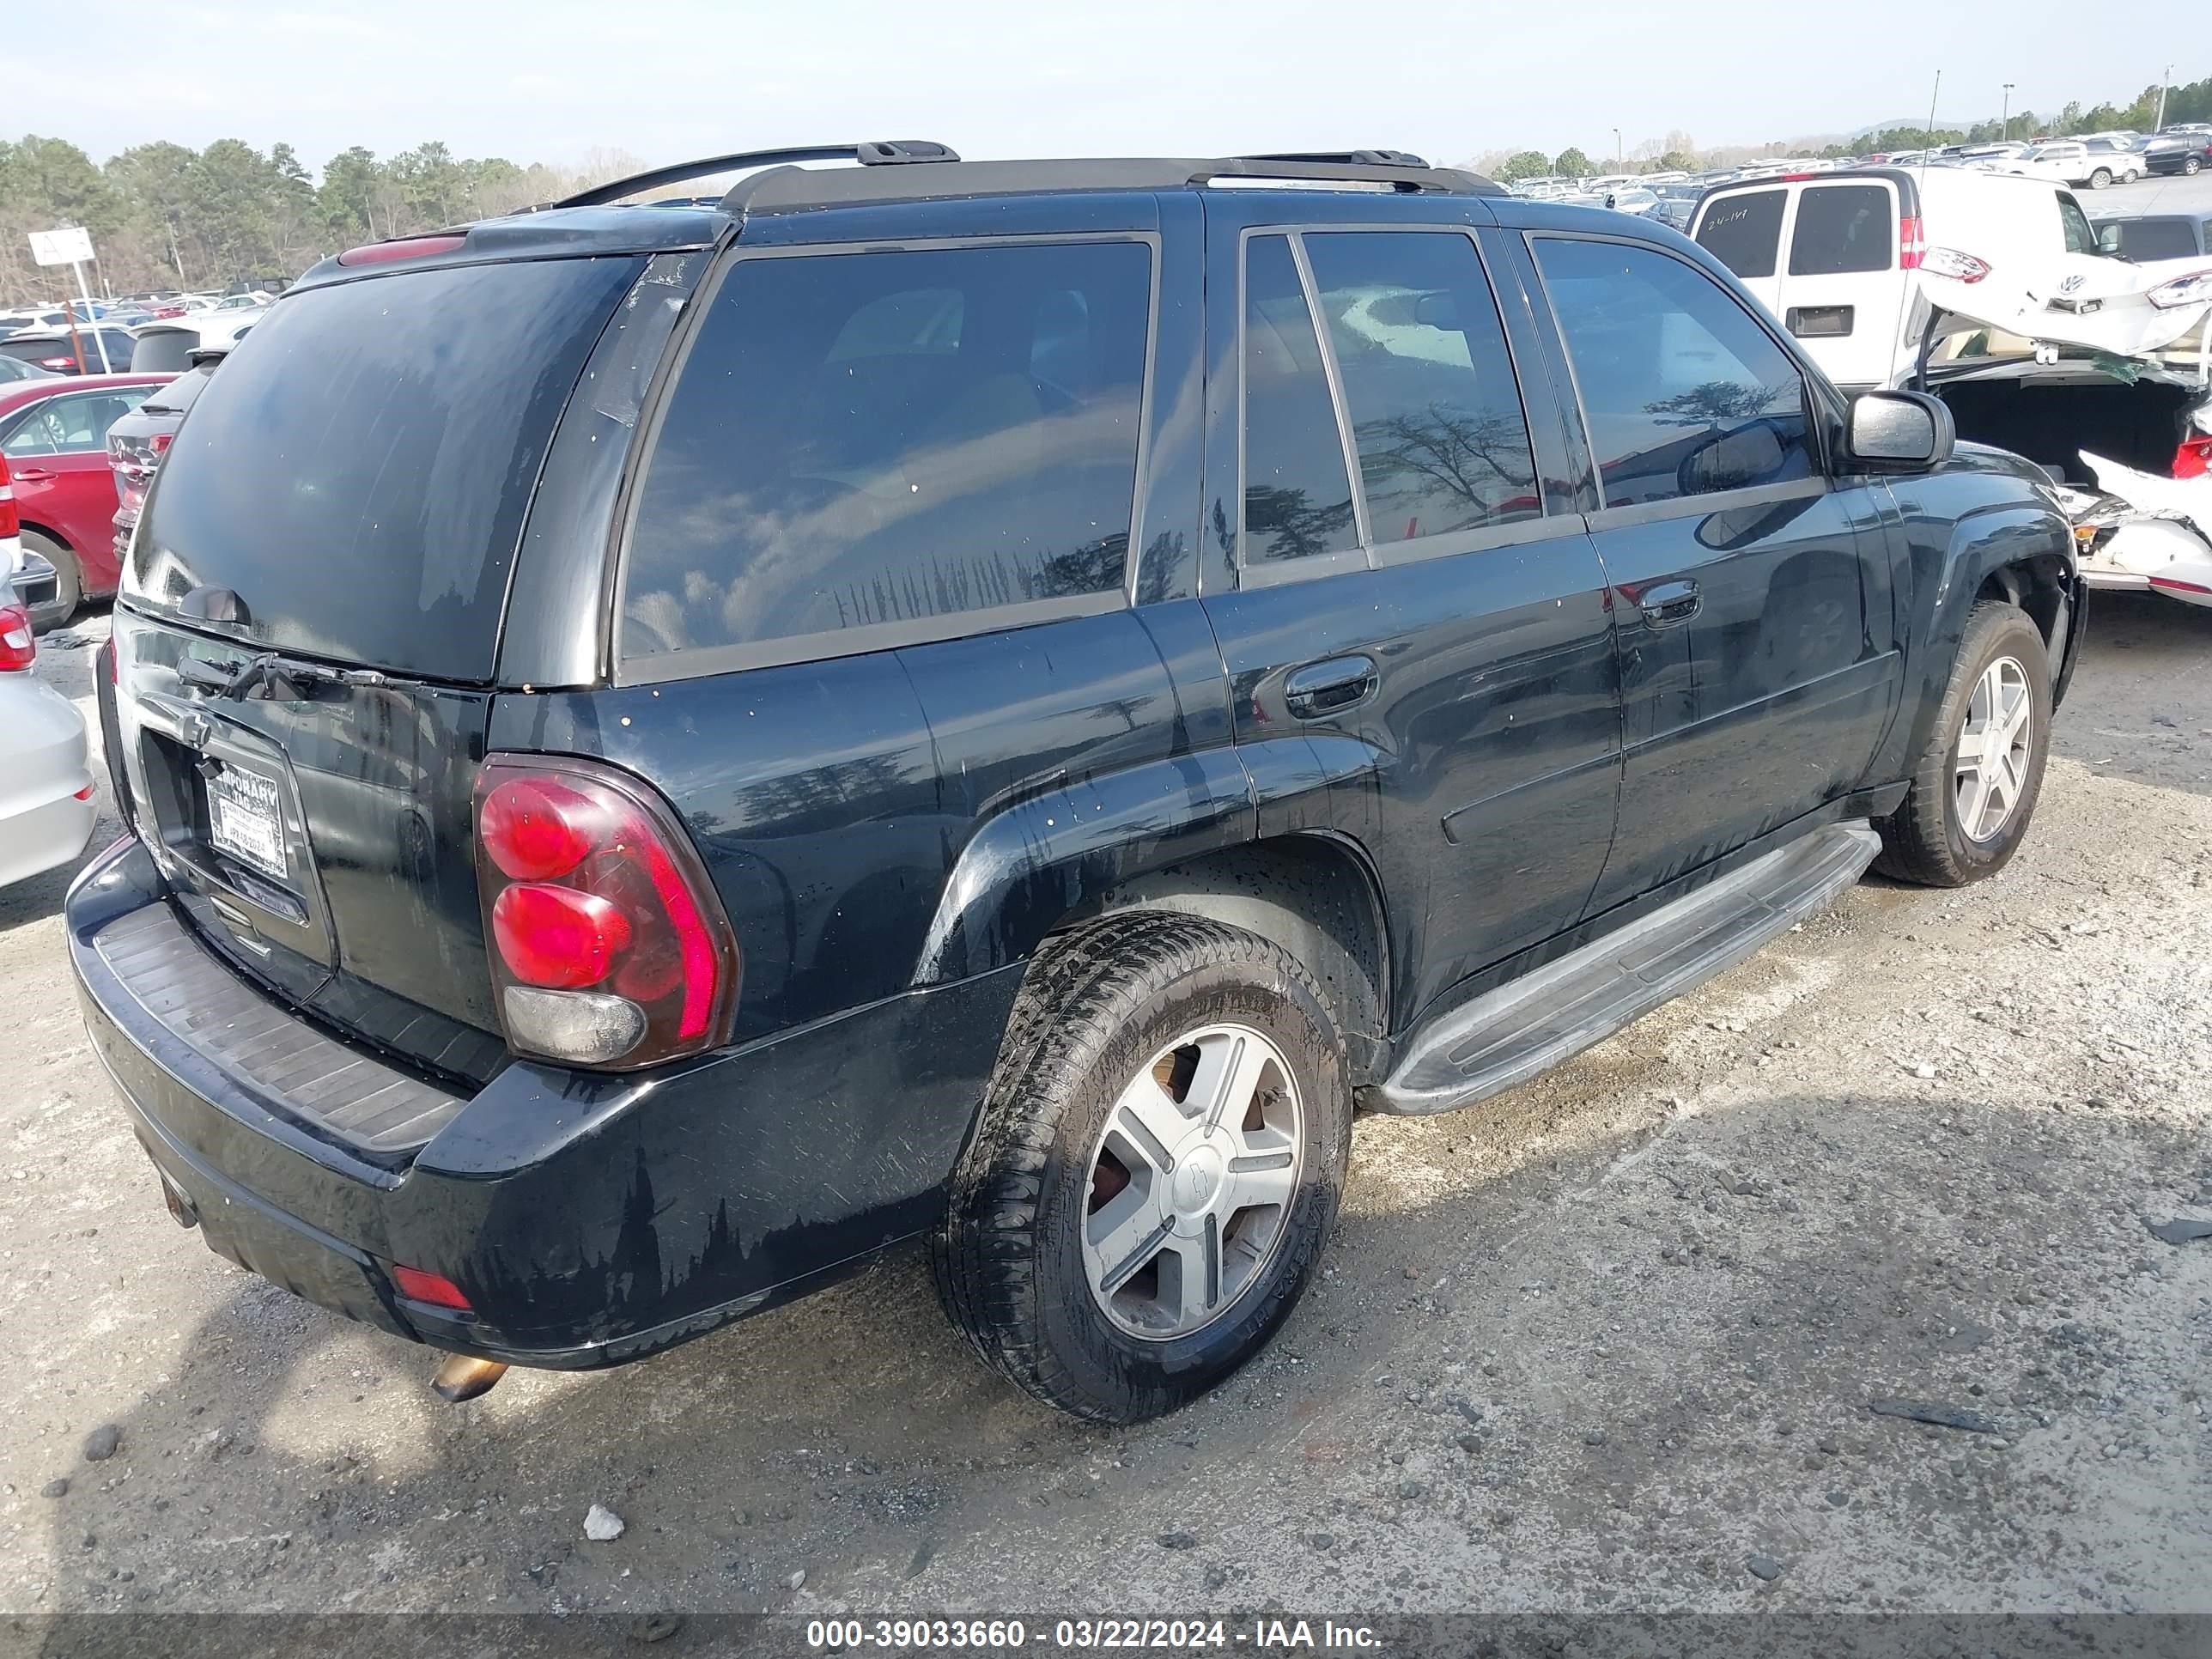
[1874,599,2053,886]
[2087,167,2112,189]
[933,914,1350,1423]
[2184,156,2203,177]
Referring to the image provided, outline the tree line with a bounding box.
[1480,73,2212,183]
[0,136,642,305]
[6,73,2209,302]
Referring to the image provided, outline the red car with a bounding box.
[0,373,173,623]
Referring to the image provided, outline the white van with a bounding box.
[1686,167,2117,391]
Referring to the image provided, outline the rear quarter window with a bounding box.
[1694,190,1786,280]
[620,239,1153,666]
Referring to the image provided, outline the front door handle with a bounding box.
[1633,579,1701,629]
[10,466,52,481]
[1283,654,1378,720]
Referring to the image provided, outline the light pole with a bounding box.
[1612,127,1622,168]
[2155,64,2172,132]
[2001,83,2014,143]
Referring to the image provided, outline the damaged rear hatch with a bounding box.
[112,250,648,1086]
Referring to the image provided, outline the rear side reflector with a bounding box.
[390,1264,473,1311]
[475,756,738,1069]
[337,234,467,267]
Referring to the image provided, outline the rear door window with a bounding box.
[1299,230,1539,544]
[1694,189,1787,279]
[2,388,152,456]
[1241,234,1358,565]
[1534,237,1814,508]
[621,240,1152,664]
[131,254,642,680]
[2116,219,2200,261]
[1788,185,1894,275]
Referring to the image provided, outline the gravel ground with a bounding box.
[1,596,2207,1629]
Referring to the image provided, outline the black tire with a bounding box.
[2185,156,2203,177]
[932,913,1349,1424]
[1874,599,2052,886]
[2087,167,2112,190]
[21,529,80,629]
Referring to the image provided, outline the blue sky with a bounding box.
[9,0,2191,170]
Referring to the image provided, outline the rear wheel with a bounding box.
[932,914,1349,1423]
[2087,167,2112,189]
[2185,156,2203,177]
[21,530,78,630]
[1874,599,2052,886]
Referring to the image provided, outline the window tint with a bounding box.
[2,388,149,456]
[1788,185,1894,276]
[1301,231,1538,543]
[1242,235,1358,565]
[1694,189,1786,280]
[2116,218,2200,261]
[623,240,1150,660]
[1534,238,1814,508]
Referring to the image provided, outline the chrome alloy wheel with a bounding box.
[1955,655,2033,842]
[1081,1023,1304,1340]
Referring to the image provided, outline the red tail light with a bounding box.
[337,234,466,267]
[474,756,737,1069]
[1920,246,1991,283]
[0,452,18,541]
[1899,215,1926,270]
[2179,435,2212,480]
[1,604,34,672]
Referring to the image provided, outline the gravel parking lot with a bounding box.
[2,592,2206,1629]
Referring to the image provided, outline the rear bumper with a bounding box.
[67,836,1024,1370]
[0,673,96,887]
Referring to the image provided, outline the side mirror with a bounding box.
[1847,390,1954,471]
[2097,223,2124,254]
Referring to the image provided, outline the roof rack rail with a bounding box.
[1244,149,1431,168]
[549,141,959,209]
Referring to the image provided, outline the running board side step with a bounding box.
[1368,822,1881,1115]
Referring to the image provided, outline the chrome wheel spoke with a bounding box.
[1225,1144,1297,1214]
[1189,1030,1270,1134]
[1158,1229,1220,1326]
[1107,1073,1188,1174]
[1089,1185,1172,1295]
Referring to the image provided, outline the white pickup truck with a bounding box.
[2000,140,2147,191]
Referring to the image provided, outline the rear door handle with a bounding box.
[10,466,52,481]
[1634,579,1701,628]
[1283,654,1379,720]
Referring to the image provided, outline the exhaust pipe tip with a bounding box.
[431,1355,508,1403]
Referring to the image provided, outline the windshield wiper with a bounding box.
[177,651,391,701]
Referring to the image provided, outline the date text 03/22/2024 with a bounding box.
[805,1620,1383,1650]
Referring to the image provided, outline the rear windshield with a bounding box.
[1694,189,1785,280]
[1788,185,1893,275]
[2110,218,2200,262]
[128,255,641,680]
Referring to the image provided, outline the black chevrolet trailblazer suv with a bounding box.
[70,142,2082,1423]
